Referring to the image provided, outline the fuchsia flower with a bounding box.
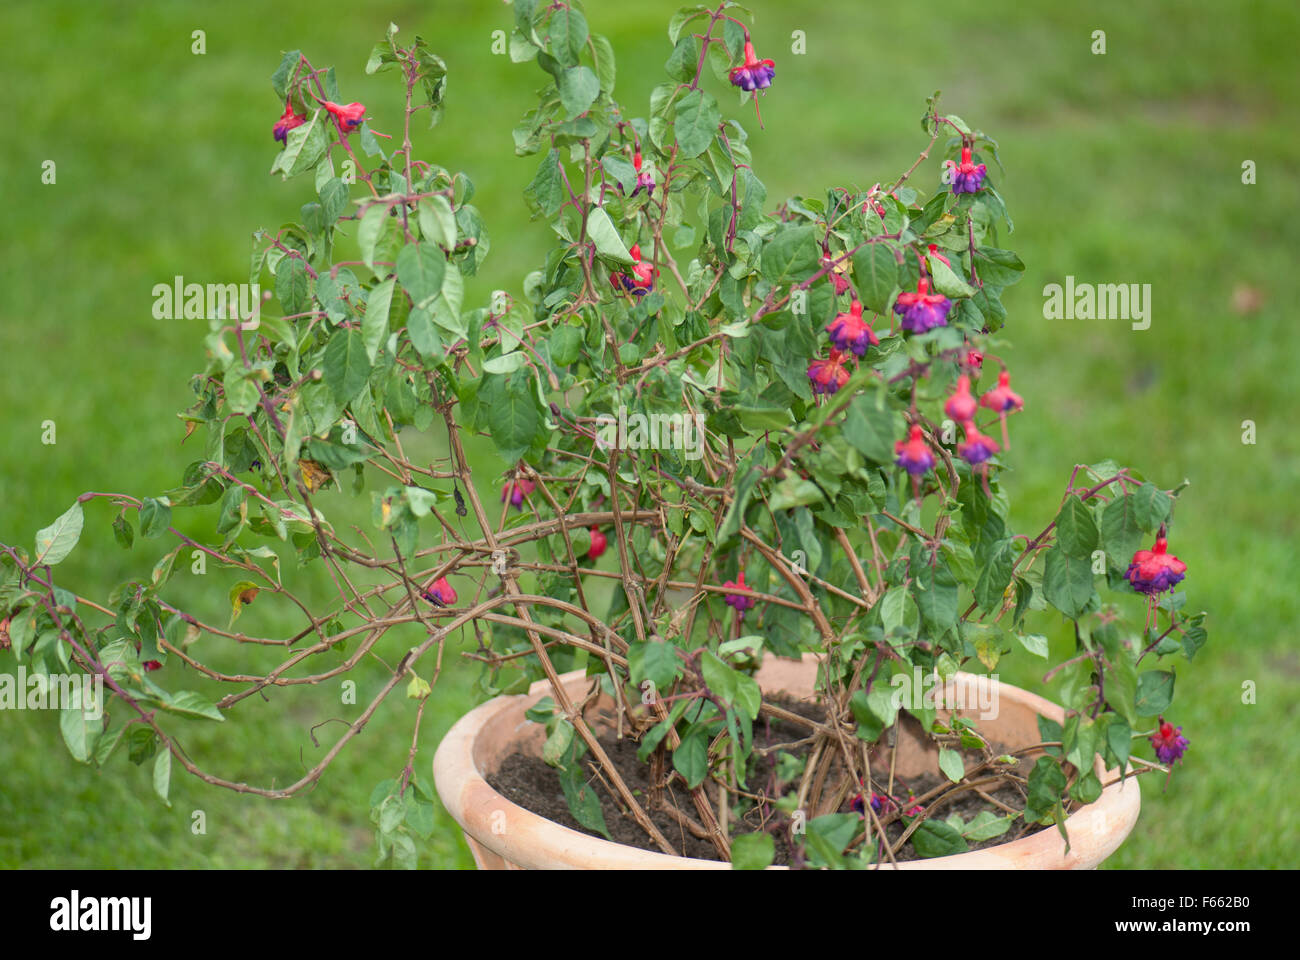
[322,100,366,134]
[966,349,984,371]
[807,349,851,395]
[588,527,608,560]
[958,420,1000,465]
[826,300,878,356]
[894,424,935,476]
[723,572,756,613]
[611,243,656,296]
[273,100,307,143]
[422,577,457,607]
[729,40,776,92]
[630,151,655,197]
[944,145,987,194]
[1125,526,1187,597]
[944,374,979,423]
[143,660,162,672]
[893,277,952,333]
[979,368,1024,449]
[501,475,535,509]
[1150,716,1190,765]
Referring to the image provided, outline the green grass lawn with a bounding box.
[2,0,1297,868]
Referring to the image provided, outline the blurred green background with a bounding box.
[2,0,1297,869]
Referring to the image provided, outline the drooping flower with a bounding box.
[630,151,655,197]
[321,100,366,134]
[422,577,457,607]
[273,100,307,143]
[588,527,608,560]
[807,349,851,395]
[723,572,756,613]
[729,40,775,92]
[501,475,535,509]
[1149,716,1189,765]
[611,243,656,296]
[894,424,935,476]
[965,348,984,371]
[893,277,952,333]
[143,660,163,672]
[944,145,987,194]
[826,300,878,356]
[944,374,978,423]
[1125,527,1187,597]
[979,368,1024,449]
[957,420,1000,465]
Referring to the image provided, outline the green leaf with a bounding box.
[1100,494,1143,571]
[628,640,681,692]
[1054,494,1100,558]
[730,832,775,870]
[910,542,958,634]
[417,195,457,249]
[1017,633,1049,658]
[357,203,390,271]
[851,242,899,315]
[673,725,710,789]
[558,66,600,118]
[928,256,976,299]
[974,538,1015,612]
[1134,670,1175,716]
[323,328,373,404]
[760,224,819,288]
[550,324,582,365]
[585,206,633,263]
[1131,482,1172,531]
[396,243,446,309]
[673,88,720,159]
[1042,546,1096,620]
[479,368,544,464]
[938,747,965,783]
[34,502,84,566]
[962,810,1014,842]
[1024,756,1067,824]
[362,277,395,362]
[547,5,588,66]
[842,395,897,464]
[158,691,226,722]
[590,32,616,92]
[60,702,100,763]
[112,511,134,550]
[139,498,171,539]
[153,749,172,807]
[911,820,969,858]
[524,149,565,217]
[272,111,327,179]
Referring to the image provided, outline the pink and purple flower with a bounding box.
[729,40,775,92]
[630,151,655,197]
[422,577,457,607]
[893,277,952,333]
[723,572,756,613]
[1149,717,1189,765]
[894,424,935,476]
[322,100,366,134]
[611,243,656,296]
[273,100,307,143]
[1125,528,1187,596]
[944,374,978,423]
[502,476,536,510]
[826,300,878,356]
[958,420,1000,465]
[979,368,1024,448]
[807,349,851,395]
[944,145,987,194]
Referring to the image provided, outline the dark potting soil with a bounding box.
[486,692,1050,866]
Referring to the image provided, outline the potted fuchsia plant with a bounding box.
[0,2,1206,870]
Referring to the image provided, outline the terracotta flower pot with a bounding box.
[433,654,1140,869]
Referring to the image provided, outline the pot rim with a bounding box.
[433,655,1141,869]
